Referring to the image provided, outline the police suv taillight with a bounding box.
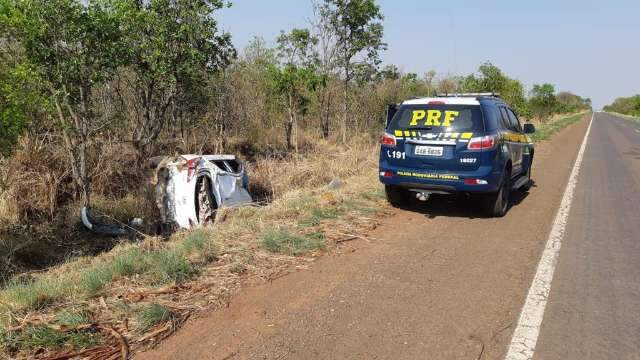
[380,133,396,147]
[468,135,498,150]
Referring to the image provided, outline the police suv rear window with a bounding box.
[388,104,484,132]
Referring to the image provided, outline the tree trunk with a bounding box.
[342,71,349,144]
[78,131,90,206]
[286,93,295,150]
[54,105,91,206]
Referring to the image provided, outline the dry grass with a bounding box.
[529,112,589,142]
[0,136,69,223]
[0,139,385,358]
[248,134,378,200]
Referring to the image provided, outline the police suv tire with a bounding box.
[483,171,510,217]
[385,185,410,207]
[521,158,533,192]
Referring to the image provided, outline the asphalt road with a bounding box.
[139,115,593,360]
[533,113,640,360]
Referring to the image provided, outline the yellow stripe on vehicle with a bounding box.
[404,131,410,137]
[394,130,403,137]
[461,132,473,139]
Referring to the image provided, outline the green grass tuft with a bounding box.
[16,326,67,350]
[181,231,208,254]
[136,303,175,333]
[298,206,342,227]
[54,309,92,327]
[0,324,103,354]
[110,248,149,277]
[80,267,113,297]
[262,229,325,255]
[149,251,198,285]
[66,331,102,349]
[1,276,74,311]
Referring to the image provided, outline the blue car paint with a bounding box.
[379,97,533,194]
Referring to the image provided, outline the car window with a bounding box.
[506,109,522,132]
[498,107,511,129]
[388,104,484,132]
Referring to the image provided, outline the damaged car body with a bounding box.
[155,155,252,231]
[82,154,253,236]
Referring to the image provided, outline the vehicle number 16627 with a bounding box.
[387,150,406,159]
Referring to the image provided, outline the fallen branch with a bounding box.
[333,232,375,242]
[335,236,358,243]
[98,325,129,360]
[137,323,172,343]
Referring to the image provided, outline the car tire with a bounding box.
[385,185,411,208]
[483,170,511,217]
[521,157,533,192]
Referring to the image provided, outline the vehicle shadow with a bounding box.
[396,180,536,219]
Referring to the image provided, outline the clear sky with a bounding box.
[218,0,639,109]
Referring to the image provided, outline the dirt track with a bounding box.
[139,115,590,360]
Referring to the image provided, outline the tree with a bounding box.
[0,53,49,156]
[556,91,591,113]
[116,0,235,155]
[462,62,529,117]
[2,0,126,204]
[311,1,338,138]
[437,74,462,95]
[423,70,437,97]
[378,64,400,81]
[529,83,557,120]
[270,28,320,151]
[603,95,640,117]
[320,0,386,142]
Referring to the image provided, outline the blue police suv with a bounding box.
[379,93,536,217]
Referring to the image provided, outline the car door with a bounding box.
[498,106,518,177]
[505,108,524,176]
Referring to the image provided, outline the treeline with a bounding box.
[604,95,640,117]
[0,0,591,216]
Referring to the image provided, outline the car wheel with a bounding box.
[521,157,533,192]
[385,185,411,208]
[483,170,511,217]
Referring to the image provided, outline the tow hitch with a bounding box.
[415,191,430,202]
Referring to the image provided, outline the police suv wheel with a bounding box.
[385,185,410,207]
[521,158,534,192]
[483,171,510,217]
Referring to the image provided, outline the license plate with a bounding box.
[415,145,443,156]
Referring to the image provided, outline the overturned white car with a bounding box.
[155,155,252,230]
[82,154,253,236]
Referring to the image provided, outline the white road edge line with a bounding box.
[504,113,594,360]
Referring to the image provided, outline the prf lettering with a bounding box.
[409,110,459,127]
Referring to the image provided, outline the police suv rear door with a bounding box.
[506,108,528,176]
[498,106,524,176]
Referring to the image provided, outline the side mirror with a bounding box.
[385,104,398,128]
[523,123,536,134]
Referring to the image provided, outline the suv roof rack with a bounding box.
[435,92,501,98]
